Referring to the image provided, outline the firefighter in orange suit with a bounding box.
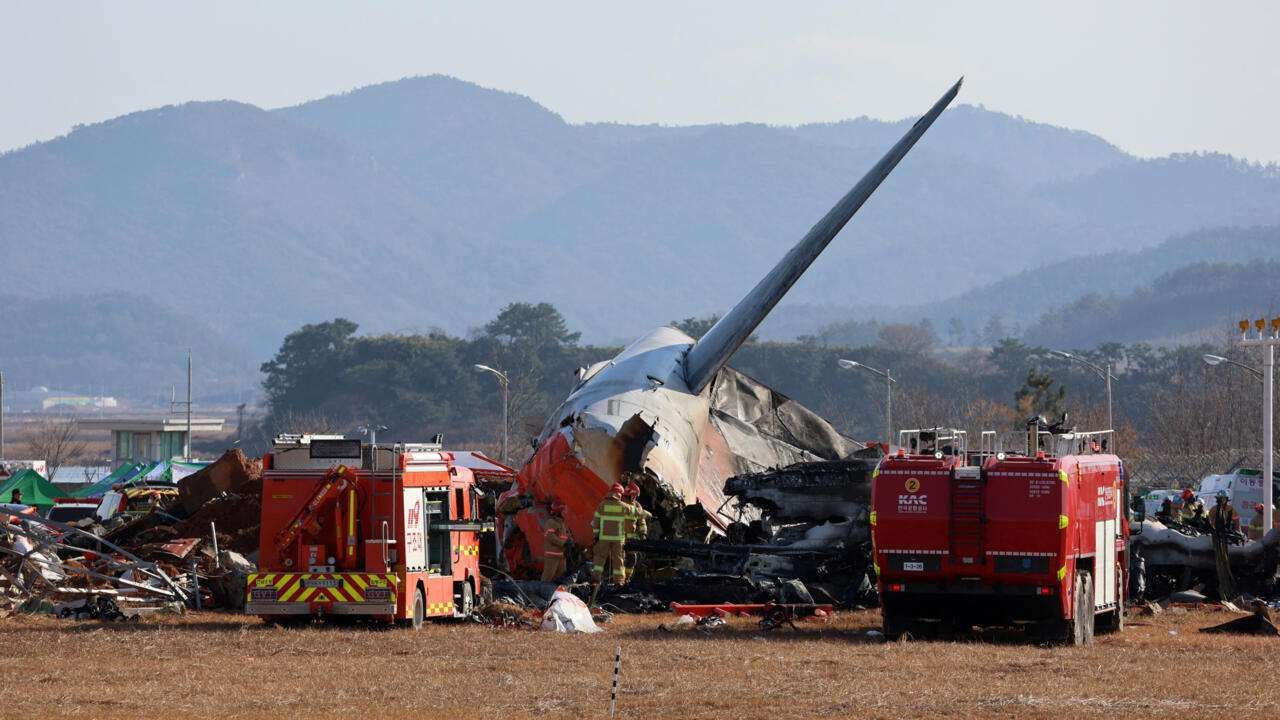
[541,501,570,583]
[591,484,630,585]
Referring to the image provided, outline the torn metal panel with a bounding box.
[723,456,876,522]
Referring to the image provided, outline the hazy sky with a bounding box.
[3,2,1279,161]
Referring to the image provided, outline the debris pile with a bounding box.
[0,449,264,619]
[1131,523,1280,601]
[624,451,879,608]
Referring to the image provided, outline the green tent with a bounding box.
[0,469,64,510]
[72,462,146,498]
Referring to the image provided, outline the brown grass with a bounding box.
[0,607,1274,719]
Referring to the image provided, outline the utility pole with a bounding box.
[1240,318,1279,534]
[186,349,193,460]
[169,351,194,460]
[0,370,5,462]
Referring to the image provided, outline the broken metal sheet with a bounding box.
[150,538,203,561]
[723,455,875,522]
[1131,524,1279,571]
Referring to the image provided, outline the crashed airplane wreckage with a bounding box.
[1131,524,1280,600]
[497,78,963,587]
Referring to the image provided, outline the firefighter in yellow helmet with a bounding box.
[541,501,570,583]
[621,479,651,583]
[590,483,630,585]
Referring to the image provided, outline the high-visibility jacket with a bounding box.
[592,496,631,542]
[624,499,651,539]
[544,516,570,557]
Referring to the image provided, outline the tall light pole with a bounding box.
[0,369,5,462]
[1049,350,1116,449]
[838,358,896,446]
[1203,354,1264,381]
[169,351,194,460]
[1239,318,1279,534]
[474,364,510,463]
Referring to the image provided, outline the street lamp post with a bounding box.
[1202,354,1265,381]
[474,364,510,463]
[1049,350,1116,449]
[1238,318,1279,534]
[838,359,896,446]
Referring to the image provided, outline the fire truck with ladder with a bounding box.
[246,435,493,628]
[872,421,1129,644]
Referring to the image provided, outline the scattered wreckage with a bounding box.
[0,449,263,620]
[1130,522,1280,601]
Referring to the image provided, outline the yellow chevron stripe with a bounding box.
[350,574,369,590]
[328,585,347,602]
[274,575,292,591]
[341,579,361,601]
[278,577,304,602]
[296,586,317,603]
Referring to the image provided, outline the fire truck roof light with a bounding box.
[996,452,1007,461]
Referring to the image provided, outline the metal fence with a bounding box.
[1124,448,1271,492]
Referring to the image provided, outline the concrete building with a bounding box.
[80,417,225,465]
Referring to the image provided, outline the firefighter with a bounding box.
[541,501,570,583]
[1180,489,1207,528]
[8,489,20,504]
[590,483,631,585]
[1208,490,1240,601]
[1248,503,1266,540]
[621,480,651,583]
[1155,497,1176,526]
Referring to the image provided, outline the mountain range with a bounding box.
[2,75,1279,396]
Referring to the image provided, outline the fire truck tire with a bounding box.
[454,580,474,617]
[1049,570,1094,645]
[411,586,426,630]
[1071,570,1095,646]
[882,608,910,640]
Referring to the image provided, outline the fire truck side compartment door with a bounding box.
[403,488,427,571]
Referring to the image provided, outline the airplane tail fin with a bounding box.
[682,77,962,394]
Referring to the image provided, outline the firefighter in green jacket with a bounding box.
[591,483,630,585]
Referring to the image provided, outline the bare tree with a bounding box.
[28,417,88,482]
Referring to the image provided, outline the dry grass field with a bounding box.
[0,607,1275,719]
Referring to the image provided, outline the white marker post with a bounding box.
[1239,318,1278,534]
[609,644,622,718]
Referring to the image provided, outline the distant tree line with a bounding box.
[256,302,1279,472]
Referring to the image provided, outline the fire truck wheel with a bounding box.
[882,607,909,640]
[411,586,426,630]
[454,580,474,617]
[1072,570,1095,646]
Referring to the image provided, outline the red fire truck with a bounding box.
[872,423,1128,644]
[246,436,492,628]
